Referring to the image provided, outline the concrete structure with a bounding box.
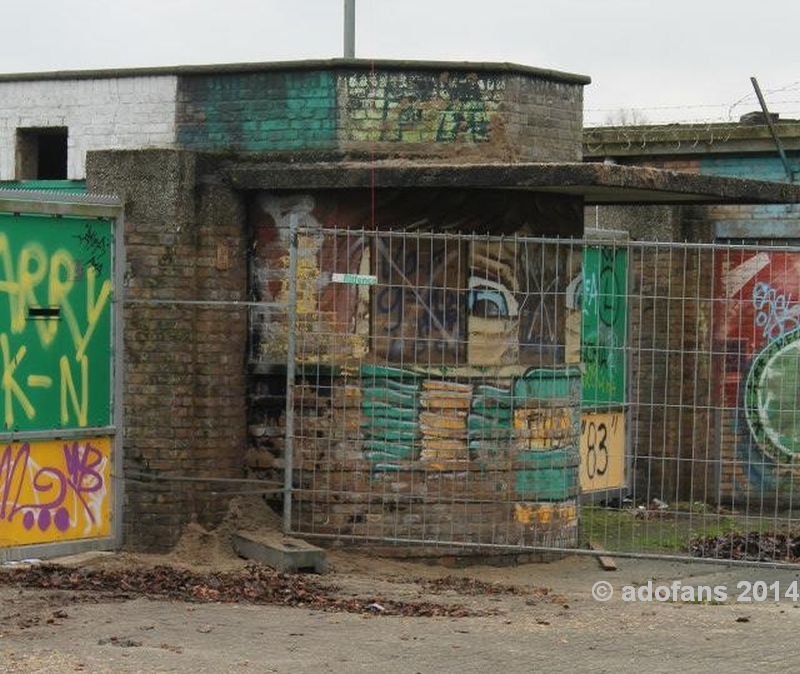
[583,115,800,240]
[3,60,800,556]
[0,59,589,183]
[583,117,800,508]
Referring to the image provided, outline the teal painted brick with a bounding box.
[699,153,800,182]
[700,153,800,235]
[176,71,339,152]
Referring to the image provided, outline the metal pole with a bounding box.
[344,0,355,58]
[750,77,795,182]
[282,212,299,533]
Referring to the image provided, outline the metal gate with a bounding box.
[250,221,800,565]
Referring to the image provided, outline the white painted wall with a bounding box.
[0,75,178,180]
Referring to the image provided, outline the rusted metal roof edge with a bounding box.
[222,161,800,205]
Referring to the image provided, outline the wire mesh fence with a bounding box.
[245,225,800,565]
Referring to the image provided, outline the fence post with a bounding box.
[283,212,299,533]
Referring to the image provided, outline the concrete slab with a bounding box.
[29,551,116,567]
[232,531,327,574]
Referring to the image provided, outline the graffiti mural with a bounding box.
[246,200,588,547]
[251,194,369,364]
[581,246,627,406]
[0,214,113,431]
[343,72,505,144]
[744,327,800,461]
[0,437,111,545]
[467,241,521,366]
[516,242,579,365]
[373,236,465,363]
[249,193,582,370]
[716,251,800,494]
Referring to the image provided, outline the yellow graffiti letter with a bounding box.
[60,354,88,427]
[1,333,36,425]
[38,249,76,347]
[74,266,111,360]
[0,233,20,331]
[15,243,48,334]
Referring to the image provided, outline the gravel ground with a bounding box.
[2,547,800,674]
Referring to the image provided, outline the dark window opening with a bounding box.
[16,127,68,180]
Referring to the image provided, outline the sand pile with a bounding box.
[169,496,284,567]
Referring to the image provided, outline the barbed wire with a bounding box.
[585,80,800,127]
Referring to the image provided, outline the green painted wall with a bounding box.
[176,71,339,152]
[0,212,113,431]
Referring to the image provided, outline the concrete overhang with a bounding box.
[223,161,800,206]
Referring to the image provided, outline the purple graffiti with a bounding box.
[753,282,800,341]
[0,441,106,534]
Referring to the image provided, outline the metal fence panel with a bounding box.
[258,227,800,565]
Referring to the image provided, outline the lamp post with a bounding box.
[344,0,355,58]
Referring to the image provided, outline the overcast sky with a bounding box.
[3,0,798,126]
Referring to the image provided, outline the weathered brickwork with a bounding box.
[502,75,585,162]
[591,150,800,240]
[626,247,717,503]
[176,71,339,152]
[0,61,589,552]
[1,62,586,186]
[175,64,586,162]
[87,150,249,551]
[584,125,800,509]
[338,70,507,150]
[0,75,177,179]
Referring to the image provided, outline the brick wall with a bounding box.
[176,64,586,162]
[0,62,586,182]
[0,76,177,180]
[336,69,584,161]
[610,153,800,240]
[176,71,339,152]
[627,246,716,503]
[696,154,800,239]
[588,149,800,508]
[502,75,585,162]
[86,149,249,552]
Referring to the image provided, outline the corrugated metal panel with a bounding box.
[0,180,87,193]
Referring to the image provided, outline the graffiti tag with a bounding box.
[753,281,800,341]
[0,229,111,429]
[0,440,109,540]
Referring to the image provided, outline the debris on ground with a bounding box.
[406,575,565,604]
[0,562,488,617]
[689,531,800,562]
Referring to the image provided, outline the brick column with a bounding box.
[87,149,248,552]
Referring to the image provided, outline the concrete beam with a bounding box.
[222,160,800,205]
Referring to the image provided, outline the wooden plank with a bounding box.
[590,540,618,571]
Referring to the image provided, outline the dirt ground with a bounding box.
[3,498,800,674]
